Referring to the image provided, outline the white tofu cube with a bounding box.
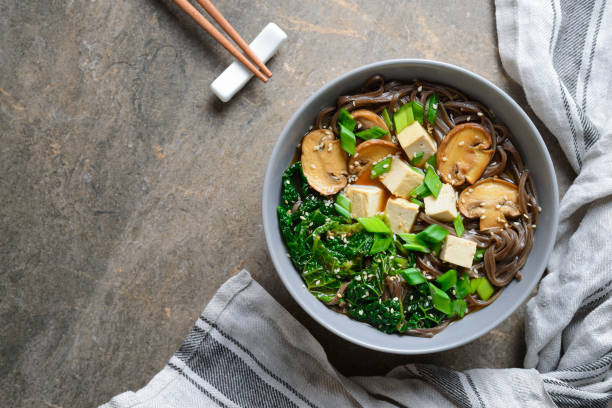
[385,197,420,234]
[345,185,383,218]
[439,235,477,268]
[379,157,424,198]
[424,184,458,222]
[397,121,437,166]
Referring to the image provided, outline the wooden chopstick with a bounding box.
[195,0,272,78]
[172,0,268,83]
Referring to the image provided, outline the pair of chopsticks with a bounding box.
[172,0,271,82]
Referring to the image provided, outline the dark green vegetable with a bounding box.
[370,234,392,254]
[453,214,465,237]
[370,157,392,179]
[426,94,438,125]
[474,247,486,261]
[358,217,391,234]
[339,123,356,155]
[429,283,452,315]
[382,108,394,131]
[393,103,415,133]
[400,268,427,285]
[356,126,389,140]
[411,151,424,165]
[424,166,442,198]
[417,224,449,245]
[409,182,432,199]
[338,108,356,130]
[398,233,431,253]
[412,101,424,125]
[436,269,457,291]
[349,298,403,334]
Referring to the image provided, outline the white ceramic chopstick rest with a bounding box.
[210,23,287,102]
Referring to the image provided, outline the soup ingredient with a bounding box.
[379,157,424,197]
[471,277,495,300]
[339,123,356,155]
[348,139,400,175]
[424,183,459,222]
[370,234,393,254]
[393,102,415,133]
[437,123,494,186]
[357,216,392,234]
[370,157,392,179]
[409,182,432,199]
[458,178,520,230]
[400,268,426,285]
[411,151,425,165]
[453,214,465,237]
[385,197,420,234]
[439,235,477,268]
[416,224,450,245]
[452,299,467,317]
[397,121,437,167]
[455,273,472,298]
[381,108,394,131]
[398,233,431,253]
[425,94,439,124]
[436,269,457,291]
[412,101,424,125]
[428,283,452,315]
[345,185,384,218]
[356,127,390,141]
[334,193,352,219]
[301,129,348,195]
[351,109,390,140]
[423,166,443,198]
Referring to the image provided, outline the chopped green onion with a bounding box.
[335,193,351,212]
[452,299,467,317]
[393,103,415,133]
[409,182,432,199]
[410,197,424,208]
[475,277,495,300]
[453,214,465,237]
[412,101,424,124]
[426,154,437,169]
[358,217,391,234]
[382,108,394,131]
[400,267,427,285]
[424,166,442,198]
[436,269,457,291]
[339,123,356,155]
[398,233,431,253]
[470,277,482,293]
[370,157,392,179]
[416,224,449,245]
[370,234,392,254]
[474,247,486,261]
[429,283,452,315]
[356,126,389,140]
[334,203,351,219]
[426,94,438,125]
[455,273,472,298]
[338,108,356,130]
[411,151,424,165]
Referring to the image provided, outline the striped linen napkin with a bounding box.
[102,0,611,406]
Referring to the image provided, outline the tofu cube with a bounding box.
[397,121,437,166]
[424,183,458,222]
[385,197,420,234]
[379,157,424,197]
[439,235,477,268]
[345,185,384,218]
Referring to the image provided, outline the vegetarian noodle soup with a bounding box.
[277,75,539,336]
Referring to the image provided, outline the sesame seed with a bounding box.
[371,171,376,175]
[477,112,483,117]
[496,204,501,209]
[328,145,332,152]
[285,180,290,185]
[427,295,432,300]
[467,116,472,121]
[468,188,473,193]
[523,214,529,219]
[442,156,448,162]
[538,206,542,212]
[357,122,362,129]
[311,164,316,169]
[532,224,537,228]
[480,201,486,206]
[410,295,414,300]
[432,103,438,109]
[315,280,320,285]
[393,297,399,301]
[299,216,306,220]
[355,275,361,281]
[417,85,423,92]
[358,309,364,316]
[354,161,360,166]
[383,164,389,168]
[481,215,486,220]
[458,141,465,146]
[302,284,306,288]
[354,153,359,158]
[390,308,394,313]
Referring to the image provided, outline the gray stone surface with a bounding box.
[0,1,574,406]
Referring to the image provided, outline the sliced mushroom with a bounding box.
[437,123,494,186]
[458,178,521,230]
[347,139,400,175]
[351,109,391,141]
[301,129,348,196]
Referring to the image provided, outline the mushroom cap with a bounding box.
[347,139,400,175]
[301,129,348,196]
[458,178,521,230]
[351,109,391,141]
[437,123,494,186]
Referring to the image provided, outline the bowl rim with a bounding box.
[262,59,559,354]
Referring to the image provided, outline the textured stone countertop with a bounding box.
[0,1,574,406]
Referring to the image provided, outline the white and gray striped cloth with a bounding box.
[102,0,612,407]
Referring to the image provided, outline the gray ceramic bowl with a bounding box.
[262,59,559,354]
